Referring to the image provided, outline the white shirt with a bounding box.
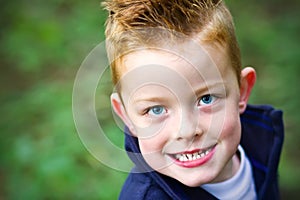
[201,145,257,200]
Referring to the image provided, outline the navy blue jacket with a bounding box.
[119,105,284,200]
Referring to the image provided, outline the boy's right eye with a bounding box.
[147,106,167,116]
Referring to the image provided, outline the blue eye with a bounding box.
[148,106,166,116]
[199,95,215,106]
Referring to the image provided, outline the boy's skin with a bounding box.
[110,37,256,187]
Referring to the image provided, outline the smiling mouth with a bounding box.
[170,144,216,162]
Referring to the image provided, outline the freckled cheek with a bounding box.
[138,133,172,170]
[126,108,150,128]
[139,139,164,157]
[131,117,153,129]
[128,113,171,140]
[219,114,241,144]
[138,128,171,154]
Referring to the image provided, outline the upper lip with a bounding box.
[169,143,217,155]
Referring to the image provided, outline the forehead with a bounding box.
[123,41,216,72]
[120,40,232,88]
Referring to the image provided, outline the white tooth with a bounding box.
[185,155,190,161]
[177,149,213,162]
[178,155,184,162]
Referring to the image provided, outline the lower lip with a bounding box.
[171,146,216,168]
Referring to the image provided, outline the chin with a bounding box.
[179,179,205,187]
[176,175,214,187]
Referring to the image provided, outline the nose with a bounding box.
[175,108,204,141]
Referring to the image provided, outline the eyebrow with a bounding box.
[132,96,169,104]
[193,82,227,95]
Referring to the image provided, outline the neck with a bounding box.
[212,152,241,183]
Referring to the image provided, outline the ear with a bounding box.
[110,93,135,133]
[239,67,256,113]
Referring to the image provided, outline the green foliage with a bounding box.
[0,0,127,199]
[0,80,127,199]
[1,0,299,199]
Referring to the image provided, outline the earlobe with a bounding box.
[110,93,135,134]
[239,67,256,113]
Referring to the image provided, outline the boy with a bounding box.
[103,0,284,199]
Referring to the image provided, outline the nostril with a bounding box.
[195,128,204,137]
[177,136,183,141]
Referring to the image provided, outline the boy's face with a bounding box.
[111,41,255,186]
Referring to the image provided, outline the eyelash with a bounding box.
[145,105,167,116]
[197,94,217,106]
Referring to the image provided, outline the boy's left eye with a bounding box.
[198,95,216,106]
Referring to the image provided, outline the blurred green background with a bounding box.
[1,0,299,199]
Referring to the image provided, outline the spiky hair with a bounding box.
[102,0,241,86]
